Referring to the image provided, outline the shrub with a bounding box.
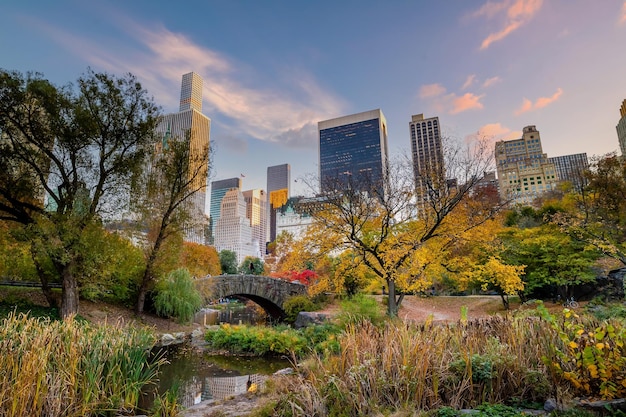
[337,293,384,326]
[283,295,316,323]
[205,323,341,357]
[153,268,203,323]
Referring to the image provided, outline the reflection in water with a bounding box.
[141,343,290,409]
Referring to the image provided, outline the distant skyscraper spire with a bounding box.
[179,72,203,112]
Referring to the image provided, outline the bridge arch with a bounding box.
[195,274,307,321]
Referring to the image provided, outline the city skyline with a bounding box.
[2,1,625,199]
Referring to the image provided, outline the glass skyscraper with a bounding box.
[318,109,388,196]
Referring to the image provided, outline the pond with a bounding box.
[139,342,291,410]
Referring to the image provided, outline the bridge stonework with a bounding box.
[195,275,307,320]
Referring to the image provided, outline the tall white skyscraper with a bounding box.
[243,189,267,258]
[214,189,257,265]
[155,72,210,244]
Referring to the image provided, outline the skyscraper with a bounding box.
[243,189,267,258]
[318,109,389,196]
[617,99,626,156]
[179,72,203,112]
[495,125,558,205]
[214,188,256,265]
[548,153,589,192]
[155,72,210,244]
[266,163,290,244]
[409,114,444,204]
[208,177,242,245]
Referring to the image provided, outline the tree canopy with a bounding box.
[0,68,160,318]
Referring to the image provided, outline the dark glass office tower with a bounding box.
[318,109,388,196]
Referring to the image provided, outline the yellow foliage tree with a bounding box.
[305,138,500,316]
[181,242,221,277]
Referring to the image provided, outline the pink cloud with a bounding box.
[482,76,502,87]
[419,83,446,98]
[515,98,533,115]
[477,123,520,140]
[471,1,509,19]
[621,1,626,23]
[451,93,485,114]
[465,123,521,147]
[475,0,543,50]
[462,74,476,90]
[515,88,563,115]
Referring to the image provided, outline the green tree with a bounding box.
[0,69,159,318]
[238,256,264,275]
[219,250,238,274]
[133,134,211,314]
[500,224,599,299]
[153,268,203,323]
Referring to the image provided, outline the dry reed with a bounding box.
[269,316,561,416]
[0,312,161,417]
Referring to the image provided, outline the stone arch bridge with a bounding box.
[195,274,307,320]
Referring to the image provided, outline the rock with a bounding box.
[159,332,186,346]
[544,398,558,412]
[294,312,327,329]
[273,367,294,376]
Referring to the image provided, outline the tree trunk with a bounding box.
[32,252,59,309]
[59,262,79,319]
[499,292,509,310]
[387,279,399,317]
[135,277,149,314]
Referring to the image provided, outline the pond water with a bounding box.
[139,343,291,410]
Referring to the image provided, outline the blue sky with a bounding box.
[2,0,626,202]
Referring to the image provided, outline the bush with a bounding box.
[153,268,203,323]
[337,293,385,326]
[205,323,341,357]
[283,295,316,323]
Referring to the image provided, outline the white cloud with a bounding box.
[34,17,346,150]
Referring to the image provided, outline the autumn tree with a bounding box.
[0,69,159,318]
[305,137,500,316]
[181,242,221,277]
[133,131,211,314]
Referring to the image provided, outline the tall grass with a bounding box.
[269,316,561,416]
[0,312,163,416]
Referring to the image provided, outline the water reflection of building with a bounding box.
[178,374,267,407]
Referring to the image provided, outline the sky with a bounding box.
[2,0,626,206]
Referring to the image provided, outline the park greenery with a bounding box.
[3,67,626,415]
